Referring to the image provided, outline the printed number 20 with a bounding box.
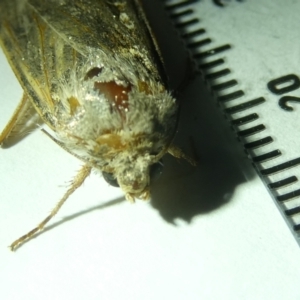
[267,74,300,111]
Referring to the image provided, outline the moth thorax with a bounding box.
[94,81,131,112]
[85,67,132,114]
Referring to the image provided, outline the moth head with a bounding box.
[102,157,164,201]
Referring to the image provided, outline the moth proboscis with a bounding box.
[0,0,196,251]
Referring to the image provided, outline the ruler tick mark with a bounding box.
[176,18,199,28]
[182,28,206,38]
[237,124,265,137]
[188,38,212,48]
[170,9,193,18]
[212,79,238,91]
[294,224,300,232]
[268,175,297,189]
[199,58,224,70]
[261,157,300,176]
[244,137,273,149]
[205,69,231,80]
[195,44,231,58]
[253,150,281,163]
[277,188,300,201]
[285,206,300,216]
[225,97,266,114]
[231,113,259,126]
[218,90,245,102]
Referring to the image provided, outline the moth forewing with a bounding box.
[0,0,189,250]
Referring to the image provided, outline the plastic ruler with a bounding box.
[160,0,300,246]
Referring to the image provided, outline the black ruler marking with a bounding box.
[212,79,238,91]
[268,175,297,189]
[176,18,199,28]
[285,206,300,216]
[194,45,232,58]
[225,97,266,114]
[205,69,231,80]
[218,90,245,102]
[244,137,273,149]
[237,124,266,137]
[253,150,282,163]
[294,224,300,232]
[260,158,300,176]
[182,28,206,38]
[188,38,212,48]
[170,9,193,18]
[199,59,225,69]
[231,113,259,126]
[277,189,300,202]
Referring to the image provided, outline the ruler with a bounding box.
[161,0,300,245]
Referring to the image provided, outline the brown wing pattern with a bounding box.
[27,0,162,79]
[0,0,81,128]
[0,0,165,130]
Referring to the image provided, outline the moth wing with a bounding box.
[27,0,165,82]
[0,0,82,129]
[0,0,167,129]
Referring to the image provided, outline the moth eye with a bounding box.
[150,160,164,182]
[84,67,103,80]
[102,171,120,187]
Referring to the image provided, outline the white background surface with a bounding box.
[1,1,300,299]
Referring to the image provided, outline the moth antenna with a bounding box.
[10,164,92,251]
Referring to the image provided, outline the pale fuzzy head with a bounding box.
[115,155,152,201]
[102,151,165,201]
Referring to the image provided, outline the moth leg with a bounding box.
[0,93,31,145]
[10,164,92,251]
[168,145,197,166]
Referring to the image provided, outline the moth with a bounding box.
[0,0,194,250]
